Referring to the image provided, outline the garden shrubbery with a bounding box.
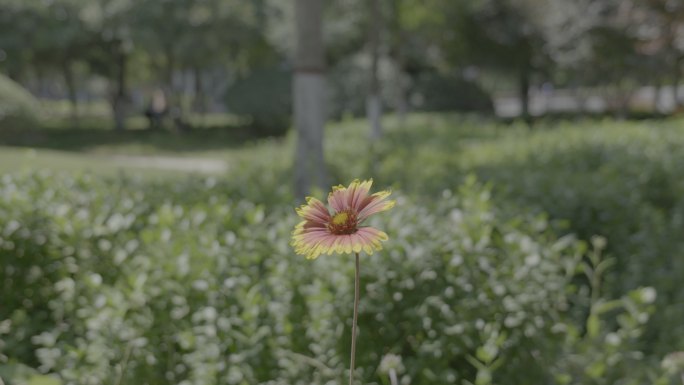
[0,168,656,385]
[3,115,684,384]
[363,116,684,358]
[470,123,684,358]
[0,74,40,130]
[411,72,493,113]
[224,68,292,137]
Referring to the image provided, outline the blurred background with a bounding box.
[2,0,684,384]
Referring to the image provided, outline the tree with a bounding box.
[464,0,549,121]
[367,0,383,140]
[539,0,601,111]
[387,0,410,123]
[79,0,136,130]
[0,0,92,124]
[632,0,684,110]
[129,0,268,129]
[293,0,327,198]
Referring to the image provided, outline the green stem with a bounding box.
[115,343,131,385]
[389,368,399,385]
[349,252,360,385]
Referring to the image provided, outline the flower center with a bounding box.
[332,212,349,225]
[328,210,358,234]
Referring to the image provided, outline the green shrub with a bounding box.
[327,57,368,120]
[3,114,679,384]
[326,55,403,120]
[224,67,291,137]
[0,74,40,129]
[412,72,493,113]
[461,123,684,356]
[0,170,649,385]
[327,65,494,120]
[365,116,684,357]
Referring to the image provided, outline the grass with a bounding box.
[0,146,194,177]
[0,110,287,175]
[2,112,682,179]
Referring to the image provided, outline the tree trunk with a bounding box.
[653,80,662,114]
[367,95,382,140]
[673,57,681,111]
[519,60,531,122]
[193,66,206,115]
[164,47,187,131]
[112,49,128,131]
[569,77,585,116]
[62,60,78,126]
[389,0,407,126]
[192,66,206,129]
[35,67,49,98]
[367,0,382,140]
[293,0,327,198]
[614,81,631,120]
[395,65,408,125]
[165,47,176,102]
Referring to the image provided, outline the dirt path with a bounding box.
[111,155,228,174]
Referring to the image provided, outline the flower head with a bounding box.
[662,351,684,374]
[292,179,395,259]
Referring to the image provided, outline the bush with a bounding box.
[0,74,40,129]
[368,116,684,357]
[463,123,684,356]
[327,60,494,120]
[412,72,494,113]
[327,54,403,120]
[4,114,679,385]
[0,169,650,385]
[224,67,291,137]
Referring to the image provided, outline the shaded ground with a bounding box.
[0,125,255,155]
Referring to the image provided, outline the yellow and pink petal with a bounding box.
[328,184,351,213]
[292,179,393,259]
[294,227,389,259]
[357,190,395,221]
[347,179,374,211]
[295,197,331,225]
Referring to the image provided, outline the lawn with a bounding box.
[0,112,287,176]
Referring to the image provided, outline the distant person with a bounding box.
[145,90,167,130]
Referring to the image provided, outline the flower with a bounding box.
[378,354,404,374]
[292,179,395,259]
[662,351,684,374]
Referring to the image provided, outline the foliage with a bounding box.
[224,67,292,137]
[2,0,681,131]
[549,236,656,385]
[0,163,651,385]
[464,122,684,356]
[3,114,684,384]
[0,74,40,129]
[367,115,684,357]
[412,72,493,113]
[327,53,407,120]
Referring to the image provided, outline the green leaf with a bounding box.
[587,314,600,338]
[28,375,62,385]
